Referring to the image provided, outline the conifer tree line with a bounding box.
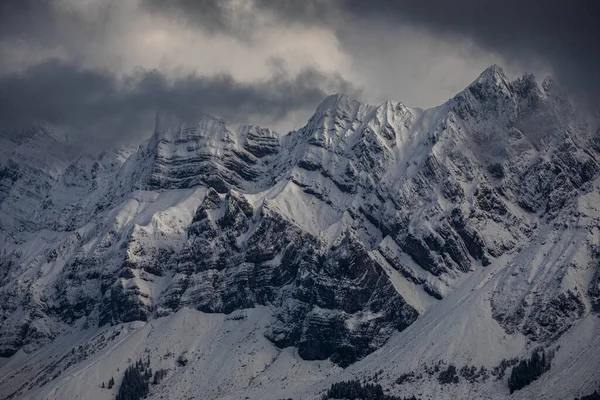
[508,348,551,393]
[152,368,168,385]
[99,355,170,399]
[574,389,600,400]
[116,357,152,400]
[437,364,459,384]
[323,379,418,400]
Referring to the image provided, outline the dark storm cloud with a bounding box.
[143,0,247,36]
[0,0,107,46]
[340,0,600,104]
[0,60,357,143]
[0,0,53,38]
[141,0,338,37]
[0,0,122,76]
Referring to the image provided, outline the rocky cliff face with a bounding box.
[1,66,600,397]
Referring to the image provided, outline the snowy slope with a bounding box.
[1,65,600,399]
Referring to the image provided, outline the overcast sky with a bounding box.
[0,0,598,145]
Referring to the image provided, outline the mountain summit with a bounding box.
[1,66,599,400]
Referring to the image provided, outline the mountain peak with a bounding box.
[451,64,516,111]
[315,93,365,114]
[476,64,508,82]
[468,64,512,93]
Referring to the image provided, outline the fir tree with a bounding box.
[508,349,551,393]
[152,369,168,385]
[323,379,418,400]
[575,389,600,400]
[115,358,153,400]
[438,364,459,384]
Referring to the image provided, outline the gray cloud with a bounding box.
[0,0,53,38]
[0,59,358,144]
[340,1,600,105]
[143,0,254,37]
[148,0,600,106]
[141,0,338,38]
[0,0,111,57]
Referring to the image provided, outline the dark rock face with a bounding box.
[154,191,418,366]
[449,208,487,264]
[243,127,281,158]
[270,233,418,367]
[589,258,600,313]
[493,290,585,342]
[487,163,505,179]
[402,233,449,276]
[515,149,599,217]
[0,322,28,358]
[526,291,585,341]
[146,119,282,192]
[401,220,474,277]
[99,281,151,326]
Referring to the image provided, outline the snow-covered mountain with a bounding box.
[1,65,600,399]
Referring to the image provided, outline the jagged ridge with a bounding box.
[1,65,600,399]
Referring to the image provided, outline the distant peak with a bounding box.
[154,111,185,136]
[1,122,72,145]
[315,93,364,114]
[153,111,227,137]
[378,99,407,112]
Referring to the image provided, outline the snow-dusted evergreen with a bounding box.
[1,66,600,399]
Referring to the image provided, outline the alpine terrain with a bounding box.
[1,65,600,400]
